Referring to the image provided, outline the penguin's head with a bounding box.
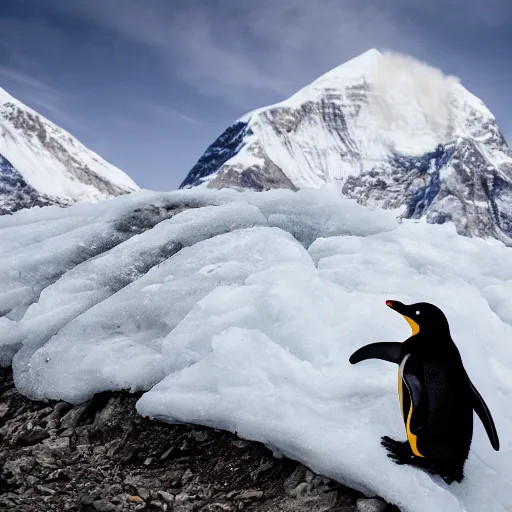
[385,300,449,336]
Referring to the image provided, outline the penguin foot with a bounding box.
[437,468,464,485]
[381,437,465,484]
[380,436,416,465]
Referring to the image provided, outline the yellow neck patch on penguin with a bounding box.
[402,315,420,336]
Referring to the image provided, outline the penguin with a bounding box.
[349,300,499,484]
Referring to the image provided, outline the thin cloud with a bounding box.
[0,63,85,132]
[0,65,53,92]
[55,0,426,108]
[147,103,202,126]
[170,108,201,126]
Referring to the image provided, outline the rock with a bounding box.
[181,468,193,484]
[75,427,91,445]
[60,403,90,429]
[159,446,174,460]
[46,469,70,481]
[42,436,71,456]
[283,466,307,493]
[93,500,118,511]
[192,430,209,442]
[60,428,75,437]
[175,493,190,503]
[105,439,122,457]
[161,469,183,486]
[33,449,58,469]
[15,426,49,445]
[94,398,120,426]
[26,475,40,486]
[207,504,233,512]
[157,491,175,505]
[46,402,72,422]
[93,445,107,457]
[137,487,150,501]
[0,496,16,508]
[235,490,264,501]
[36,484,57,495]
[0,402,9,419]
[357,497,391,512]
[81,494,99,506]
[3,456,35,475]
[290,482,309,498]
[249,461,274,480]
[36,407,54,419]
[231,440,248,449]
[119,444,139,463]
[124,475,145,487]
[311,475,326,489]
[46,419,59,430]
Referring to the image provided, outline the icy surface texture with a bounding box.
[1,187,511,512]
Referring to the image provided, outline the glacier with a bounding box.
[180,50,512,245]
[1,187,511,512]
[0,87,139,214]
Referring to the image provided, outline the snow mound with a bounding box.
[1,187,511,512]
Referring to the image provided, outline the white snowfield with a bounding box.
[1,187,511,512]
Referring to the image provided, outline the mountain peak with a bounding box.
[335,47,382,68]
[180,52,512,245]
[0,87,139,214]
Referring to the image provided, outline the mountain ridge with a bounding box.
[180,50,512,244]
[0,86,139,214]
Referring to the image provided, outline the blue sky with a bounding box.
[1,0,511,190]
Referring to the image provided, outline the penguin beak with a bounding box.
[385,300,404,312]
[385,300,420,336]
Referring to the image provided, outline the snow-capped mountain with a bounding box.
[180,50,512,244]
[0,87,139,214]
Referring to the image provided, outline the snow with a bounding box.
[184,51,512,252]
[1,187,512,512]
[0,87,138,203]
[215,50,491,190]
[6,203,267,373]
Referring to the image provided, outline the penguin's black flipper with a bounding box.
[468,377,500,451]
[402,369,427,432]
[349,342,402,365]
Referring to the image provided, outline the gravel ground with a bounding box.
[0,368,398,512]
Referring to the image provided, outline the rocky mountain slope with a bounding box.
[0,88,139,214]
[180,50,512,245]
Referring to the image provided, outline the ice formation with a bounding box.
[1,187,511,512]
